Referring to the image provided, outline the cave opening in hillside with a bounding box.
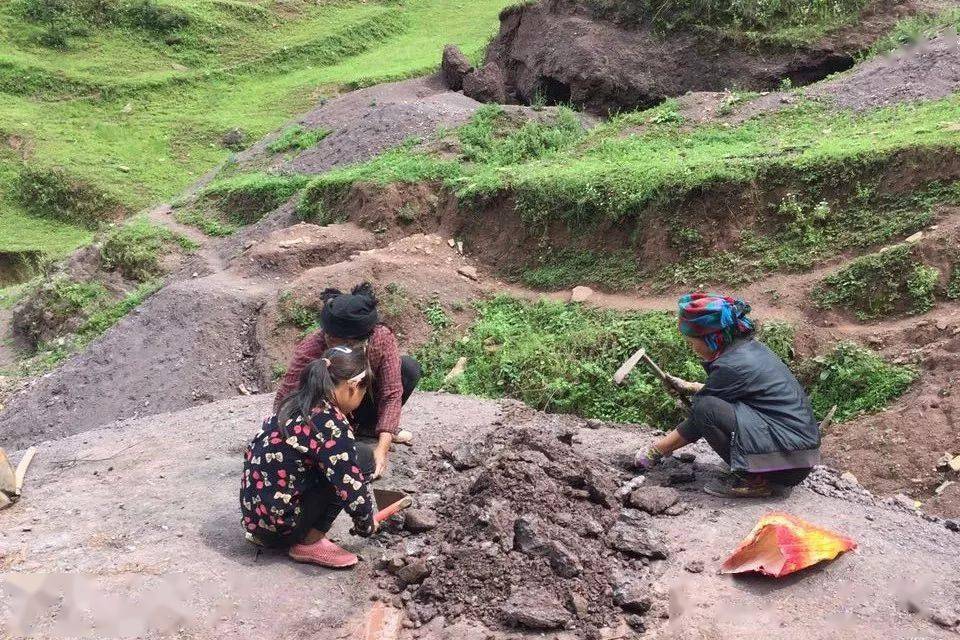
[536,76,572,105]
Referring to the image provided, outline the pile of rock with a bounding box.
[374,422,679,638]
[440,45,507,105]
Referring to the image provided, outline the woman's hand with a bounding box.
[372,432,393,480]
[664,374,703,396]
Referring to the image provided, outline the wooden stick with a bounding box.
[14,447,37,496]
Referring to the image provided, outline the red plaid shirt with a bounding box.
[273,324,403,436]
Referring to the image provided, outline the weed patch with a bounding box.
[268,125,332,154]
[202,173,308,225]
[520,249,644,291]
[18,165,125,229]
[277,290,318,333]
[174,208,238,237]
[756,320,795,363]
[865,7,960,57]
[812,243,939,320]
[100,217,196,281]
[799,341,917,421]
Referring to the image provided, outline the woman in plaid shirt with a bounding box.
[275,283,421,480]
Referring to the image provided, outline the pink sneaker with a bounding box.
[288,538,358,568]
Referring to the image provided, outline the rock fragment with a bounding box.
[570,286,594,303]
[608,519,668,559]
[404,509,438,533]
[545,540,582,577]
[501,592,570,630]
[396,560,431,586]
[462,62,508,104]
[440,44,473,91]
[627,486,680,515]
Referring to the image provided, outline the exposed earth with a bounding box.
[4,1,960,638]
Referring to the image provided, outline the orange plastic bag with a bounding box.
[721,512,857,578]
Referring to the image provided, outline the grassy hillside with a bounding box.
[0,0,511,259]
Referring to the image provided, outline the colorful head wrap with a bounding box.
[677,293,754,354]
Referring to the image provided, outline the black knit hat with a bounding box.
[320,283,379,339]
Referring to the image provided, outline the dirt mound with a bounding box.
[0,274,266,449]
[254,234,495,379]
[236,76,482,176]
[232,221,377,276]
[808,32,960,110]
[479,0,908,114]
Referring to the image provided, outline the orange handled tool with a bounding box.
[375,496,413,523]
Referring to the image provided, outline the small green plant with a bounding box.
[947,263,960,300]
[277,291,317,332]
[380,282,408,319]
[397,204,419,225]
[778,77,794,91]
[271,363,287,381]
[756,320,795,363]
[521,249,643,291]
[174,209,238,237]
[800,342,917,422]
[267,126,332,154]
[100,218,194,281]
[422,299,452,331]
[812,244,939,320]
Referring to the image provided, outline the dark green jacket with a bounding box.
[696,338,820,476]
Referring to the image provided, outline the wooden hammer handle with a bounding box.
[375,496,412,523]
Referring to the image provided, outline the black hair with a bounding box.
[276,346,372,435]
[320,282,378,306]
[319,281,381,340]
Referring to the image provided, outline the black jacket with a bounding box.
[695,338,820,475]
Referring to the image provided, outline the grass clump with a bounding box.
[19,0,189,49]
[800,341,917,422]
[416,296,704,424]
[947,263,960,300]
[812,244,939,320]
[100,217,196,281]
[277,291,318,333]
[174,208,238,237]
[268,125,332,154]
[18,165,125,229]
[456,105,585,167]
[33,277,110,324]
[203,173,309,225]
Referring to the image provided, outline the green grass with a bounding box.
[267,125,332,154]
[0,0,513,256]
[100,215,196,281]
[174,207,237,236]
[520,249,644,291]
[202,172,309,224]
[416,295,911,425]
[799,341,917,422]
[580,0,869,45]
[812,243,940,320]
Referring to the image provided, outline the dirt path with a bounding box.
[1,393,957,638]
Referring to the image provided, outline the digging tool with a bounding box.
[373,488,413,523]
[0,446,37,510]
[614,347,692,408]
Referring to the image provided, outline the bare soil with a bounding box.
[1,393,957,639]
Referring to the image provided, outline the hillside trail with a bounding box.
[1,392,957,639]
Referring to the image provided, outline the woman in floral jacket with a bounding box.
[241,346,378,568]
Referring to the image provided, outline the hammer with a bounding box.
[613,347,692,408]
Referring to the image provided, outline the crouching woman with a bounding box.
[241,346,379,568]
[636,293,821,498]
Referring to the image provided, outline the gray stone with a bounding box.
[221,128,246,151]
[404,509,438,534]
[514,515,549,553]
[456,265,479,281]
[667,468,695,485]
[608,521,668,560]
[501,592,571,630]
[684,559,705,573]
[443,441,484,470]
[546,540,582,578]
[440,44,473,91]
[566,591,590,619]
[396,560,431,586]
[627,486,680,515]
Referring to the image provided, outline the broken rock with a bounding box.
[501,592,571,630]
[462,62,508,104]
[514,514,549,553]
[545,540,582,577]
[396,560,431,586]
[608,517,668,560]
[404,509,438,534]
[627,486,680,515]
[457,265,479,281]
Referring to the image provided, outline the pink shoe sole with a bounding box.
[288,539,359,568]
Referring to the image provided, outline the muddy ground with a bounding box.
[1,392,958,639]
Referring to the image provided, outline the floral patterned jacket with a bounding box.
[240,401,375,539]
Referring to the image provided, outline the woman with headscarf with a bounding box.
[274,283,421,481]
[635,293,820,498]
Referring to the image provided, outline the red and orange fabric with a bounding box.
[721,512,857,578]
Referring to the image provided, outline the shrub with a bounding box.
[267,125,332,153]
[100,218,195,281]
[18,165,125,228]
[38,277,110,321]
[800,342,917,422]
[812,244,939,320]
